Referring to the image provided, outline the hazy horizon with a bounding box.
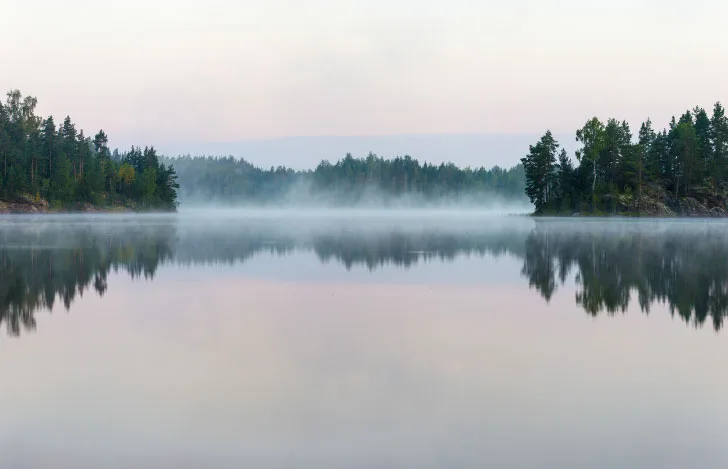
[158,133,574,170]
[3,0,726,159]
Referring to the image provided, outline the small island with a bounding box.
[522,103,728,216]
[0,90,179,213]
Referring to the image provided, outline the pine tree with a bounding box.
[521,131,559,213]
[711,103,728,180]
[60,116,77,182]
[694,107,711,182]
[41,117,56,182]
[638,119,656,185]
[556,149,575,211]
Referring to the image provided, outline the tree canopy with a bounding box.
[522,103,728,215]
[0,90,179,210]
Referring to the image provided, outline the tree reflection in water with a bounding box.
[0,221,175,336]
[2,218,728,336]
[522,221,728,331]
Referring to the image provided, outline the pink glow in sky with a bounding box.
[2,0,727,151]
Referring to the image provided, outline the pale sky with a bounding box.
[2,0,727,165]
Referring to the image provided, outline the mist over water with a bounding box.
[176,189,534,215]
[167,152,527,212]
[2,213,728,469]
[176,204,534,221]
[3,212,728,330]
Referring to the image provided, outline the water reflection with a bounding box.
[2,217,728,335]
[523,220,728,331]
[0,221,175,336]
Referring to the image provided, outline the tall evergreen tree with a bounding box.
[694,107,712,181]
[637,119,656,189]
[712,103,728,179]
[521,130,559,212]
[556,149,576,211]
[674,121,698,196]
[41,117,56,183]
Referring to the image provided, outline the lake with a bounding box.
[1,212,727,469]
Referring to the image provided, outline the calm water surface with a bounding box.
[1,212,727,468]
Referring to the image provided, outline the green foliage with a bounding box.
[138,167,157,206]
[711,103,728,176]
[0,90,178,211]
[521,130,558,211]
[52,153,74,201]
[165,153,525,205]
[524,102,728,214]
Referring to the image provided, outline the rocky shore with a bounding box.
[563,184,728,217]
[0,196,140,214]
[617,185,728,217]
[0,198,49,214]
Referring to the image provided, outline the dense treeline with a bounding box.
[522,103,728,215]
[166,153,525,205]
[0,90,179,210]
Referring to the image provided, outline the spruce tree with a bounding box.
[521,130,559,213]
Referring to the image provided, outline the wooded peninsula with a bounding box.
[0,90,179,212]
[522,103,728,216]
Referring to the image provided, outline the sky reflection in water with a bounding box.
[1,214,727,469]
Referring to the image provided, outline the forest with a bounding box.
[0,90,179,211]
[165,153,525,205]
[2,89,526,209]
[522,103,728,215]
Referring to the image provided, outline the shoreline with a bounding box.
[0,199,176,215]
[532,213,728,219]
[532,192,728,218]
